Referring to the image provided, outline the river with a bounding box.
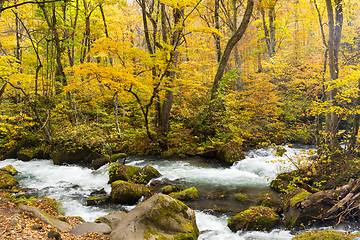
[0,145,314,239]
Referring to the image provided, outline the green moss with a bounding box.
[0,174,19,189]
[110,180,150,204]
[293,230,360,240]
[144,227,169,240]
[110,153,127,162]
[137,165,161,184]
[286,215,296,228]
[228,206,280,231]
[0,165,18,176]
[161,185,180,194]
[144,195,199,238]
[175,232,198,240]
[17,148,36,161]
[234,193,249,202]
[256,193,277,207]
[169,187,199,201]
[290,189,312,207]
[86,196,110,206]
[270,171,296,192]
[108,164,141,183]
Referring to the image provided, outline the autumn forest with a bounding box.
[0,0,360,163]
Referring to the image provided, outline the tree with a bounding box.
[323,0,343,150]
[208,0,254,116]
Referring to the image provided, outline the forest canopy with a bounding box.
[0,0,360,161]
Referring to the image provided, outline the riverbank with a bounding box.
[0,189,109,239]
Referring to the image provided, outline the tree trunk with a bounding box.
[160,8,183,134]
[68,0,79,67]
[324,0,343,150]
[39,3,67,91]
[268,2,276,56]
[0,0,5,16]
[208,0,254,115]
[214,0,221,63]
[259,0,276,58]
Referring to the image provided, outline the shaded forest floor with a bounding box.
[0,189,109,239]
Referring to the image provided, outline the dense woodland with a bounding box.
[0,0,360,162]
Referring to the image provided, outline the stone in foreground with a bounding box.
[70,222,111,236]
[110,194,199,240]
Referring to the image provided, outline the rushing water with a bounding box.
[0,145,313,239]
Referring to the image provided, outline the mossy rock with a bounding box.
[169,187,199,201]
[137,165,161,184]
[110,194,199,239]
[108,164,161,184]
[256,193,278,208]
[0,165,18,176]
[91,156,110,170]
[228,206,280,231]
[110,180,150,204]
[17,148,36,161]
[217,144,245,165]
[290,189,312,207]
[110,153,127,163]
[293,230,360,240]
[51,148,101,165]
[284,188,320,228]
[0,174,19,189]
[234,193,249,202]
[86,196,110,206]
[270,171,298,192]
[161,185,181,194]
[108,164,141,184]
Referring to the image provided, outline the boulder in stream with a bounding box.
[108,164,161,184]
[1,165,18,175]
[169,187,199,201]
[86,196,110,206]
[138,165,161,184]
[0,165,18,189]
[110,193,199,240]
[110,180,150,204]
[108,164,141,183]
[228,206,280,231]
[91,156,110,170]
[50,148,101,165]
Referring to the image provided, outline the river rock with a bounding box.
[110,180,150,204]
[95,211,127,230]
[270,171,297,192]
[70,222,111,236]
[108,164,141,183]
[91,156,110,170]
[50,148,101,165]
[161,185,181,194]
[110,153,127,163]
[228,206,280,231]
[19,205,71,232]
[0,172,18,189]
[0,165,18,175]
[138,165,161,184]
[169,187,199,201]
[86,196,110,206]
[110,194,199,240]
[108,164,161,184]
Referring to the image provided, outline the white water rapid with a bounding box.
[0,145,313,239]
